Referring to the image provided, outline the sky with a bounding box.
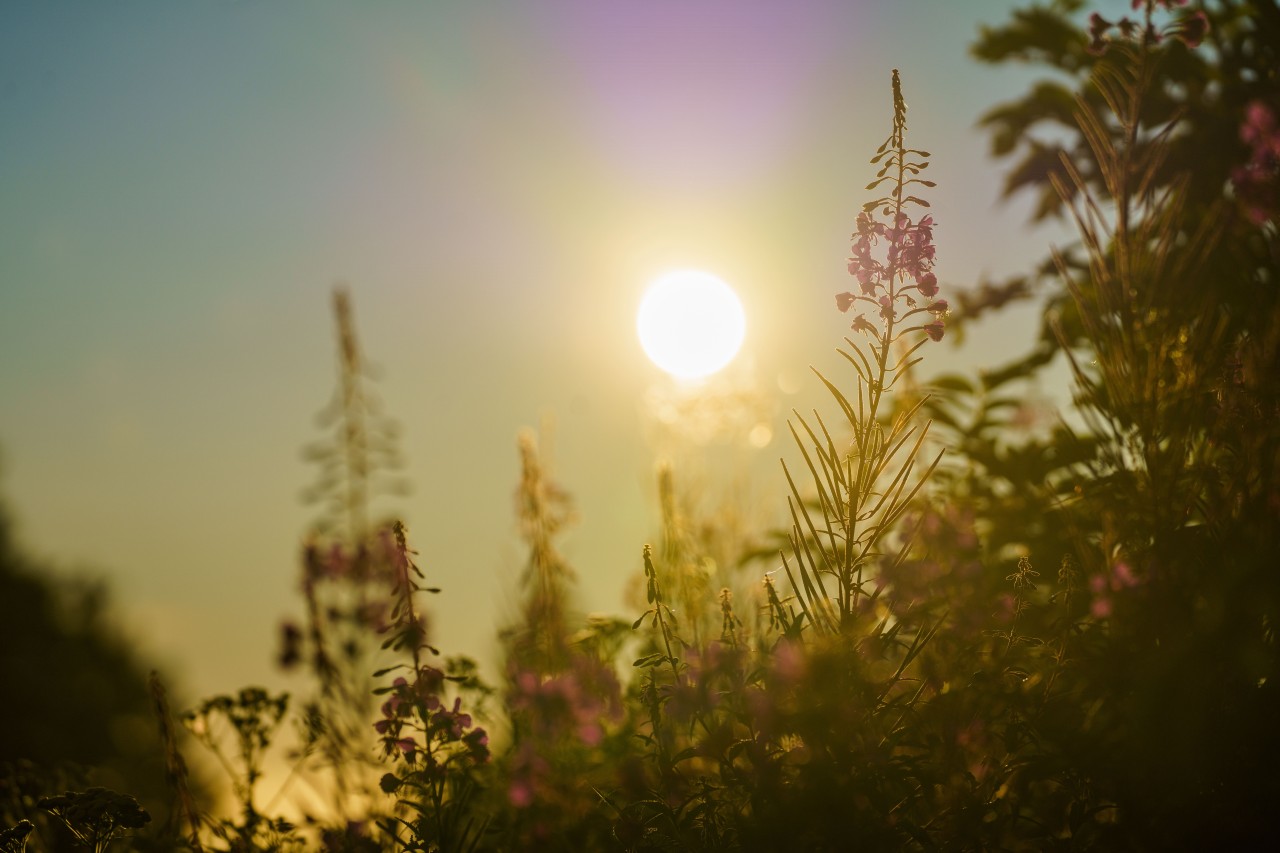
[0,0,1097,706]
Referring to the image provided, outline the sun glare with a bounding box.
[637,270,746,380]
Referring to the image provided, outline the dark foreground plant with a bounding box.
[372,522,491,853]
[37,789,149,853]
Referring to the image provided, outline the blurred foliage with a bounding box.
[0,496,179,851]
[959,0,1279,338]
[922,0,1280,846]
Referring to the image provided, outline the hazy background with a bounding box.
[0,0,1091,703]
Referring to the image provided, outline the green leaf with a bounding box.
[671,746,700,765]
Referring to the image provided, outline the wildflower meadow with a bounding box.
[2,1,1278,850]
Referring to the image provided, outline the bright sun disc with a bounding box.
[637,270,746,380]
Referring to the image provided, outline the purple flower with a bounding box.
[835,291,856,313]
[878,295,895,320]
[924,319,945,342]
[391,737,416,760]
[323,543,348,579]
[917,272,938,298]
[508,781,534,808]
[1087,13,1113,54]
[577,722,604,747]
[436,697,472,738]
[464,727,491,763]
[857,268,879,296]
[1242,101,1278,150]
[926,299,948,314]
[854,210,884,240]
[1171,10,1209,48]
[1234,101,1280,224]
[850,314,876,336]
[1112,561,1140,588]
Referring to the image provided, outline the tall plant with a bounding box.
[281,288,411,830]
[783,70,947,635]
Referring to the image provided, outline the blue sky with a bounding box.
[0,0,1086,700]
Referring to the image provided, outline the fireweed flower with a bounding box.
[840,83,943,344]
[395,737,416,759]
[1170,10,1209,48]
[850,314,877,336]
[506,741,551,809]
[1089,561,1144,618]
[1087,13,1113,54]
[843,209,943,339]
[1234,100,1280,224]
[879,295,895,320]
[1089,0,1209,54]
[435,698,471,738]
[463,727,490,763]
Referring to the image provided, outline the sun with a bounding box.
[637,270,746,380]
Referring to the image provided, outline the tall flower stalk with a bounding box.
[373,522,491,853]
[784,70,946,634]
[283,288,411,826]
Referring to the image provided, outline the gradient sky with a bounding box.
[0,0,1099,704]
